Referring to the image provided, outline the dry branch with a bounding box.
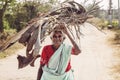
[0,1,99,68]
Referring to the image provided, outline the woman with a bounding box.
[37,24,81,80]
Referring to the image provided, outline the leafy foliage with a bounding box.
[8,1,53,32]
[0,0,16,32]
[3,19,10,30]
[0,0,54,32]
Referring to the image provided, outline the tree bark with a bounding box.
[0,0,9,33]
[0,10,4,33]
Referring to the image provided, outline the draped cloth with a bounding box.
[41,44,74,80]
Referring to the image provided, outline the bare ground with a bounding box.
[0,23,116,80]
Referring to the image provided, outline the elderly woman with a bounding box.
[37,24,81,80]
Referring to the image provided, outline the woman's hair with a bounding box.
[50,24,66,39]
[50,23,65,39]
[50,29,66,39]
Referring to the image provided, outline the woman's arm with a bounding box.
[66,31,81,55]
[37,64,44,80]
[62,26,81,55]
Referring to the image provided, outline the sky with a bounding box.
[79,0,118,9]
[60,0,118,10]
[18,0,118,10]
[100,0,118,9]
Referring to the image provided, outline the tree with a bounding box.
[12,1,51,32]
[86,3,100,17]
[0,0,16,33]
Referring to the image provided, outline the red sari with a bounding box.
[40,45,75,72]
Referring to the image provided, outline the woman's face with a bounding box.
[51,31,64,47]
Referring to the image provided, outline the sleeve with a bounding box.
[40,46,48,65]
[71,47,75,55]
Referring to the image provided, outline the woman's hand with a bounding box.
[60,24,69,35]
[60,24,81,55]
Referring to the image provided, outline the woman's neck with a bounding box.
[52,45,60,51]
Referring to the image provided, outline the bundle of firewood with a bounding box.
[0,1,99,69]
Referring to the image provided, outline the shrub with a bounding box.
[0,29,16,44]
[112,20,119,28]
[87,17,107,29]
[3,20,10,30]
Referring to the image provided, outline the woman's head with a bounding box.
[50,25,65,47]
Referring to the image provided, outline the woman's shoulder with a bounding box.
[43,45,52,49]
[42,45,53,52]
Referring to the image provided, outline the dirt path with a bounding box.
[0,23,115,80]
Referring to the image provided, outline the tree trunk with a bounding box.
[0,10,4,33]
[0,0,9,33]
